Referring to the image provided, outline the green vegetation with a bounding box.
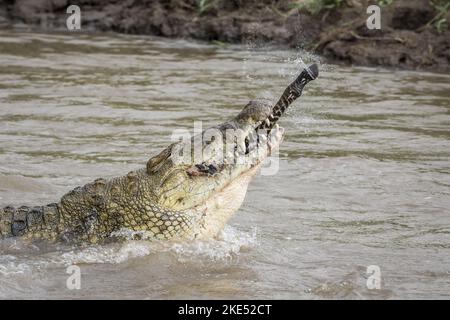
[430,0,449,33]
[287,0,447,33]
[288,0,345,14]
[195,0,447,34]
[377,0,394,6]
[196,0,219,14]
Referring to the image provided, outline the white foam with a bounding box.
[0,255,32,275]
[0,226,258,274]
[169,225,258,262]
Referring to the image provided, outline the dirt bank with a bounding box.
[0,0,449,72]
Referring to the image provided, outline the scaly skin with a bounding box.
[0,64,318,244]
[0,170,196,243]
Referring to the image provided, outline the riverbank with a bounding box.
[1,0,449,72]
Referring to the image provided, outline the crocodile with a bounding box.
[0,64,318,244]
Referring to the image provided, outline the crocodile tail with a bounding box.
[0,203,60,240]
[258,63,319,130]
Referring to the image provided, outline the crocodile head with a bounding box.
[0,64,318,243]
[148,99,282,208]
[146,64,319,237]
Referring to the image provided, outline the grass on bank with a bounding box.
[429,0,449,33]
[195,0,449,33]
[288,0,449,33]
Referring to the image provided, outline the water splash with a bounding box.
[169,226,258,263]
[0,226,258,275]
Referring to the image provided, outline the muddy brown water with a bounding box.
[0,31,449,299]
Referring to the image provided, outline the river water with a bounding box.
[0,30,449,299]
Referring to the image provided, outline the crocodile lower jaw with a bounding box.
[191,126,284,239]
